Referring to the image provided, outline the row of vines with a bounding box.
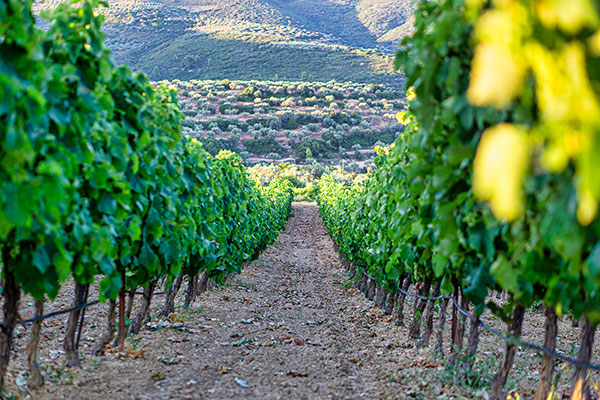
[0,0,293,393]
[318,0,600,399]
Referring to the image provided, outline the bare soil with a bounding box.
[4,202,600,399]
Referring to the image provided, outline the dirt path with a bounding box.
[163,200,400,399]
[21,201,410,399]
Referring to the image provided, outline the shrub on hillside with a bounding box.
[292,138,335,161]
[243,136,286,156]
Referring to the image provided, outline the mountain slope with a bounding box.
[356,0,415,40]
[33,0,413,86]
[168,0,415,47]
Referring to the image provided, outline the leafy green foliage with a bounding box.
[197,137,238,156]
[243,136,286,156]
[292,139,335,161]
[0,0,293,303]
[318,0,600,326]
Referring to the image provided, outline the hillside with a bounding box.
[170,79,405,170]
[135,0,415,47]
[33,0,413,86]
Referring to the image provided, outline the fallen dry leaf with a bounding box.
[151,370,165,382]
[218,365,231,374]
[133,348,147,359]
[168,313,183,323]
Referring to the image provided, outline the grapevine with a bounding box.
[318,0,600,399]
[0,0,293,392]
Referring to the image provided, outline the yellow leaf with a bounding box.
[468,5,530,108]
[563,43,599,123]
[529,42,599,123]
[540,141,569,172]
[535,0,558,28]
[589,29,600,56]
[562,130,588,157]
[473,124,529,221]
[577,190,597,226]
[536,0,599,34]
[467,43,525,108]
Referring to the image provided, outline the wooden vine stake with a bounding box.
[125,290,135,320]
[158,273,184,318]
[535,305,558,400]
[384,291,397,315]
[93,299,116,356]
[0,268,20,394]
[462,307,480,373]
[490,305,525,400]
[434,297,450,358]
[129,280,157,334]
[197,273,209,296]
[118,268,126,352]
[64,282,88,367]
[409,277,432,339]
[26,299,44,388]
[418,280,441,348]
[395,274,411,326]
[449,285,459,363]
[570,317,597,400]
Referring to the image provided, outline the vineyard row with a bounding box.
[317,0,600,399]
[0,0,293,393]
